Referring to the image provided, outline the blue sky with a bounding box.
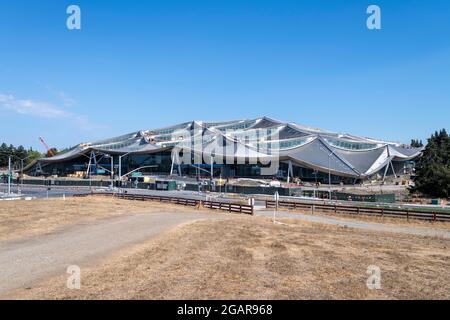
[1,0,449,150]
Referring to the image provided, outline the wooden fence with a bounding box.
[203,200,254,215]
[265,200,450,222]
[115,193,200,207]
[73,193,253,215]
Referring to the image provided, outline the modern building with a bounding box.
[24,117,423,183]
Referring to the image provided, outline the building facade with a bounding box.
[24,117,422,183]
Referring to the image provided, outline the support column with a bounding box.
[287,160,293,183]
[210,156,214,179]
[390,160,397,179]
[170,152,182,176]
[170,154,175,176]
[86,151,97,177]
[36,162,43,176]
[177,156,182,177]
[382,162,390,182]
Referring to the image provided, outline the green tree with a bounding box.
[412,129,450,198]
[0,143,43,168]
[26,148,42,164]
[0,143,8,166]
[410,139,424,148]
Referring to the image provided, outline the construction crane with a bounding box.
[39,137,56,157]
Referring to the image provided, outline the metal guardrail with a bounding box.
[73,193,254,215]
[266,200,450,222]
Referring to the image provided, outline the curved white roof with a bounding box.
[28,117,423,178]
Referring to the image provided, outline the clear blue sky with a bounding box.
[1,0,449,150]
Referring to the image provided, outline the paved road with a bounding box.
[257,210,450,239]
[0,183,246,202]
[0,210,224,296]
[0,184,90,199]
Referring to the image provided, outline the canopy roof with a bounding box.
[27,117,423,178]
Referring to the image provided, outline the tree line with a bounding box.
[0,143,43,168]
[410,139,424,148]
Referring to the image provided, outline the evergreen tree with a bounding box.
[0,143,8,166]
[410,139,424,148]
[0,143,43,168]
[412,129,450,198]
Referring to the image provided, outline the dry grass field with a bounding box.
[278,208,450,230]
[0,197,199,242]
[10,216,450,300]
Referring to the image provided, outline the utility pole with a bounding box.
[8,156,11,195]
[210,156,214,192]
[210,156,214,179]
[20,158,24,193]
[118,155,122,193]
[328,154,332,200]
[119,156,122,181]
[273,191,279,224]
[110,155,114,189]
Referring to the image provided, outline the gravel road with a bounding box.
[0,210,223,296]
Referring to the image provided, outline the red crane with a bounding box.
[39,137,56,157]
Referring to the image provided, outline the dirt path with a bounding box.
[0,210,223,296]
[7,218,450,300]
[257,210,450,239]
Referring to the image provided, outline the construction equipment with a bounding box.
[39,137,56,157]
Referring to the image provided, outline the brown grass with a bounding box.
[11,216,450,300]
[0,197,199,242]
[275,207,450,230]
